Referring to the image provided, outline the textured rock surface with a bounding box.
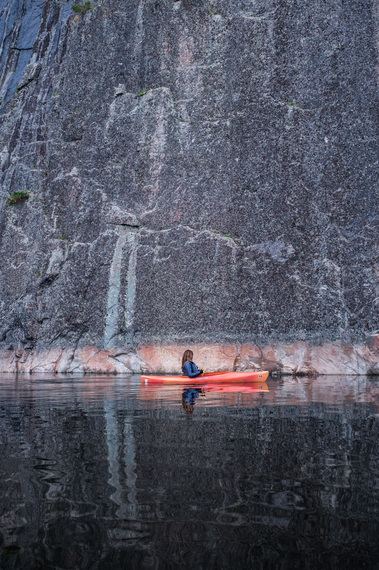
[0,0,378,374]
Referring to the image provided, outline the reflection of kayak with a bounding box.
[141,370,269,384]
[139,381,269,407]
[203,382,268,393]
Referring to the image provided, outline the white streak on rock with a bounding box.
[46,246,67,276]
[139,88,173,205]
[125,233,137,332]
[248,240,295,262]
[104,227,128,348]
[131,0,144,86]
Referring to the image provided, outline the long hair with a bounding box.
[181,349,193,370]
[182,398,194,414]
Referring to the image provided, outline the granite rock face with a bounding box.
[0,0,378,374]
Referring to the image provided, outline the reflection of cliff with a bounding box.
[0,378,378,567]
[104,400,139,521]
[131,401,379,567]
[0,393,142,566]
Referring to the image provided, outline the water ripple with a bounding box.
[0,373,378,568]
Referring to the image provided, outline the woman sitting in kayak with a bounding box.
[181,350,203,378]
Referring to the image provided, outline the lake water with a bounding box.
[0,374,378,569]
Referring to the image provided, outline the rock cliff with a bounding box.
[0,0,378,374]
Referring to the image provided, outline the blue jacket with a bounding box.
[182,361,203,378]
[182,388,203,404]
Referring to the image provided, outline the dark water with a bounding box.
[0,374,378,569]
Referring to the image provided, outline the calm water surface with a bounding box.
[0,374,378,569]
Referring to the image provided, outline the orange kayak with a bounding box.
[141,370,269,385]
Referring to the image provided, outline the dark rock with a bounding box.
[0,0,378,373]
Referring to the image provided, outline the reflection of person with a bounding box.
[182,388,204,414]
[181,350,203,378]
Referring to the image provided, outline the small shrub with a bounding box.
[138,88,149,97]
[210,5,220,15]
[210,229,236,242]
[7,190,30,205]
[72,1,92,15]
